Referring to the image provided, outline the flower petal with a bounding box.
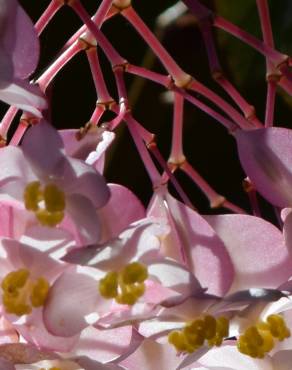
[44,266,103,337]
[22,121,64,175]
[164,194,234,296]
[205,214,292,292]
[236,127,292,207]
[97,184,145,243]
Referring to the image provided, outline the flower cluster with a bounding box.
[0,1,292,369]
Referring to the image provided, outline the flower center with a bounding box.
[237,314,290,358]
[24,181,66,227]
[168,315,229,353]
[1,268,50,316]
[99,262,148,305]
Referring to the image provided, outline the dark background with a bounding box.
[9,1,292,220]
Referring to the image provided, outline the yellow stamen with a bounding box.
[237,314,290,358]
[1,269,50,316]
[23,181,65,227]
[99,262,148,305]
[168,315,229,353]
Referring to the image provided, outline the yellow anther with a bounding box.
[1,269,50,316]
[1,269,29,293]
[237,314,290,358]
[23,181,41,211]
[121,262,148,284]
[44,184,65,212]
[36,209,64,227]
[99,272,118,299]
[169,315,229,353]
[99,263,148,305]
[267,314,291,340]
[168,331,192,353]
[30,277,50,307]
[23,181,66,227]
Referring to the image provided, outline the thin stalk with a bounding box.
[70,0,125,66]
[214,16,288,67]
[35,0,62,35]
[256,0,277,127]
[86,48,113,103]
[121,6,191,87]
[169,92,185,164]
[0,106,18,140]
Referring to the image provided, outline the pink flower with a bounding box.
[0,238,79,351]
[43,218,202,337]
[0,121,110,244]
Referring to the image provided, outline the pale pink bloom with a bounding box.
[0,0,46,116]
[0,238,79,351]
[44,218,202,337]
[148,191,234,296]
[0,121,110,244]
[148,190,292,295]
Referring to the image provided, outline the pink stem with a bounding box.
[9,121,29,146]
[174,87,238,132]
[86,48,113,103]
[264,81,276,127]
[0,106,18,139]
[181,161,246,213]
[125,113,161,187]
[90,105,105,125]
[62,1,117,51]
[188,80,252,130]
[256,0,277,127]
[214,16,288,67]
[35,0,61,35]
[126,64,171,87]
[149,145,194,209]
[127,65,239,131]
[169,92,185,164]
[37,41,81,91]
[181,161,225,208]
[122,6,191,87]
[70,0,125,66]
[199,19,261,126]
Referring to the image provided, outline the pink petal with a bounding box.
[236,128,292,207]
[22,121,64,175]
[164,194,234,296]
[272,350,292,370]
[120,339,182,370]
[15,310,79,352]
[64,219,165,270]
[0,146,34,185]
[148,259,202,301]
[205,214,292,292]
[0,200,32,239]
[72,325,142,363]
[0,316,19,344]
[62,157,110,208]
[20,225,75,259]
[66,194,102,244]
[44,267,103,337]
[0,81,46,116]
[97,184,145,243]
[1,238,66,282]
[2,3,39,79]
[195,343,273,370]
